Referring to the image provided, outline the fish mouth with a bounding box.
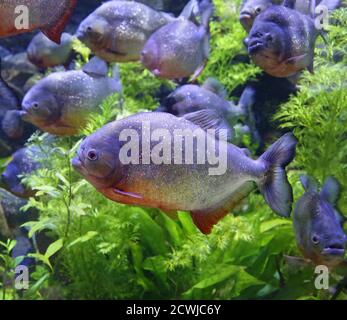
[248,39,265,55]
[71,156,84,175]
[18,110,31,121]
[240,11,253,20]
[75,30,86,42]
[322,244,345,256]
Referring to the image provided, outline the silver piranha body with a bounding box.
[76,0,176,63]
[293,175,347,268]
[159,78,246,141]
[27,32,74,69]
[0,0,77,44]
[20,57,122,136]
[141,0,213,80]
[72,111,297,234]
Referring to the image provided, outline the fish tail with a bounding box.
[258,133,297,217]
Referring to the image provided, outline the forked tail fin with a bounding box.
[258,133,297,217]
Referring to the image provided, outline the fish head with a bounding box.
[294,194,347,267]
[141,37,160,75]
[21,87,60,126]
[76,14,110,50]
[72,128,124,190]
[247,20,286,70]
[240,0,273,32]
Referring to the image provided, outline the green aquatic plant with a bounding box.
[1,3,347,301]
[201,0,261,96]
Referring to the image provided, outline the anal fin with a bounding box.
[191,209,229,235]
[191,182,256,234]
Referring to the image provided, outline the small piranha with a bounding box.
[240,0,282,32]
[1,146,42,198]
[240,0,342,33]
[293,175,347,268]
[0,188,37,230]
[0,59,19,114]
[27,32,74,69]
[141,0,213,80]
[20,57,122,136]
[1,52,39,97]
[76,0,182,63]
[159,78,247,141]
[246,3,319,78]
[0,0,77,44]
[0,59,26,140]
[72,111,297,234]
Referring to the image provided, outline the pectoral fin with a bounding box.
[284,255,313,269]
[284,54,313,73]
[113,188,143,199]
[41,0,77,44]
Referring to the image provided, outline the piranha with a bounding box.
[1,52,39,97]
[27,32,74,69]
[20,57,122,136]
[246,3,319,78]
[0,188,37,231]
[240,0,282,32]
[159,78,249,141]
[293,175,347,268]
[141,0,213,80]
[0,0,77,44]
[72,112,297,234]
[1,146,42,198]
[0,60,26,140]
[76,0,189,63]
[240,0,342,33]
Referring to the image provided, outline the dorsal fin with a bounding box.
[82,57,109,77]
[283,0,296,9]
[300,175,319,193]
[182,109,233,141]
[201,77,227,98]
[320,176,340,205]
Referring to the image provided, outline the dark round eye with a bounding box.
[87,26,93,33]
[32,102,39,109]
[312,235,320,244]
[255,6,262,13]
[87,150,98,161]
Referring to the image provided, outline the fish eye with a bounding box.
[86,26,93,33]
[87,149,98,161]
[32,102,39,109]
[311,235,320,244]
[255,6,262,13]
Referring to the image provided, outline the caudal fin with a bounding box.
[258,133,297,217]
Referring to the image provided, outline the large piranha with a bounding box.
[0,0,77,44]
[72,111,297,234]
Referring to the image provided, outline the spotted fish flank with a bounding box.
[20,57,122,136]
[72,112,297,234]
